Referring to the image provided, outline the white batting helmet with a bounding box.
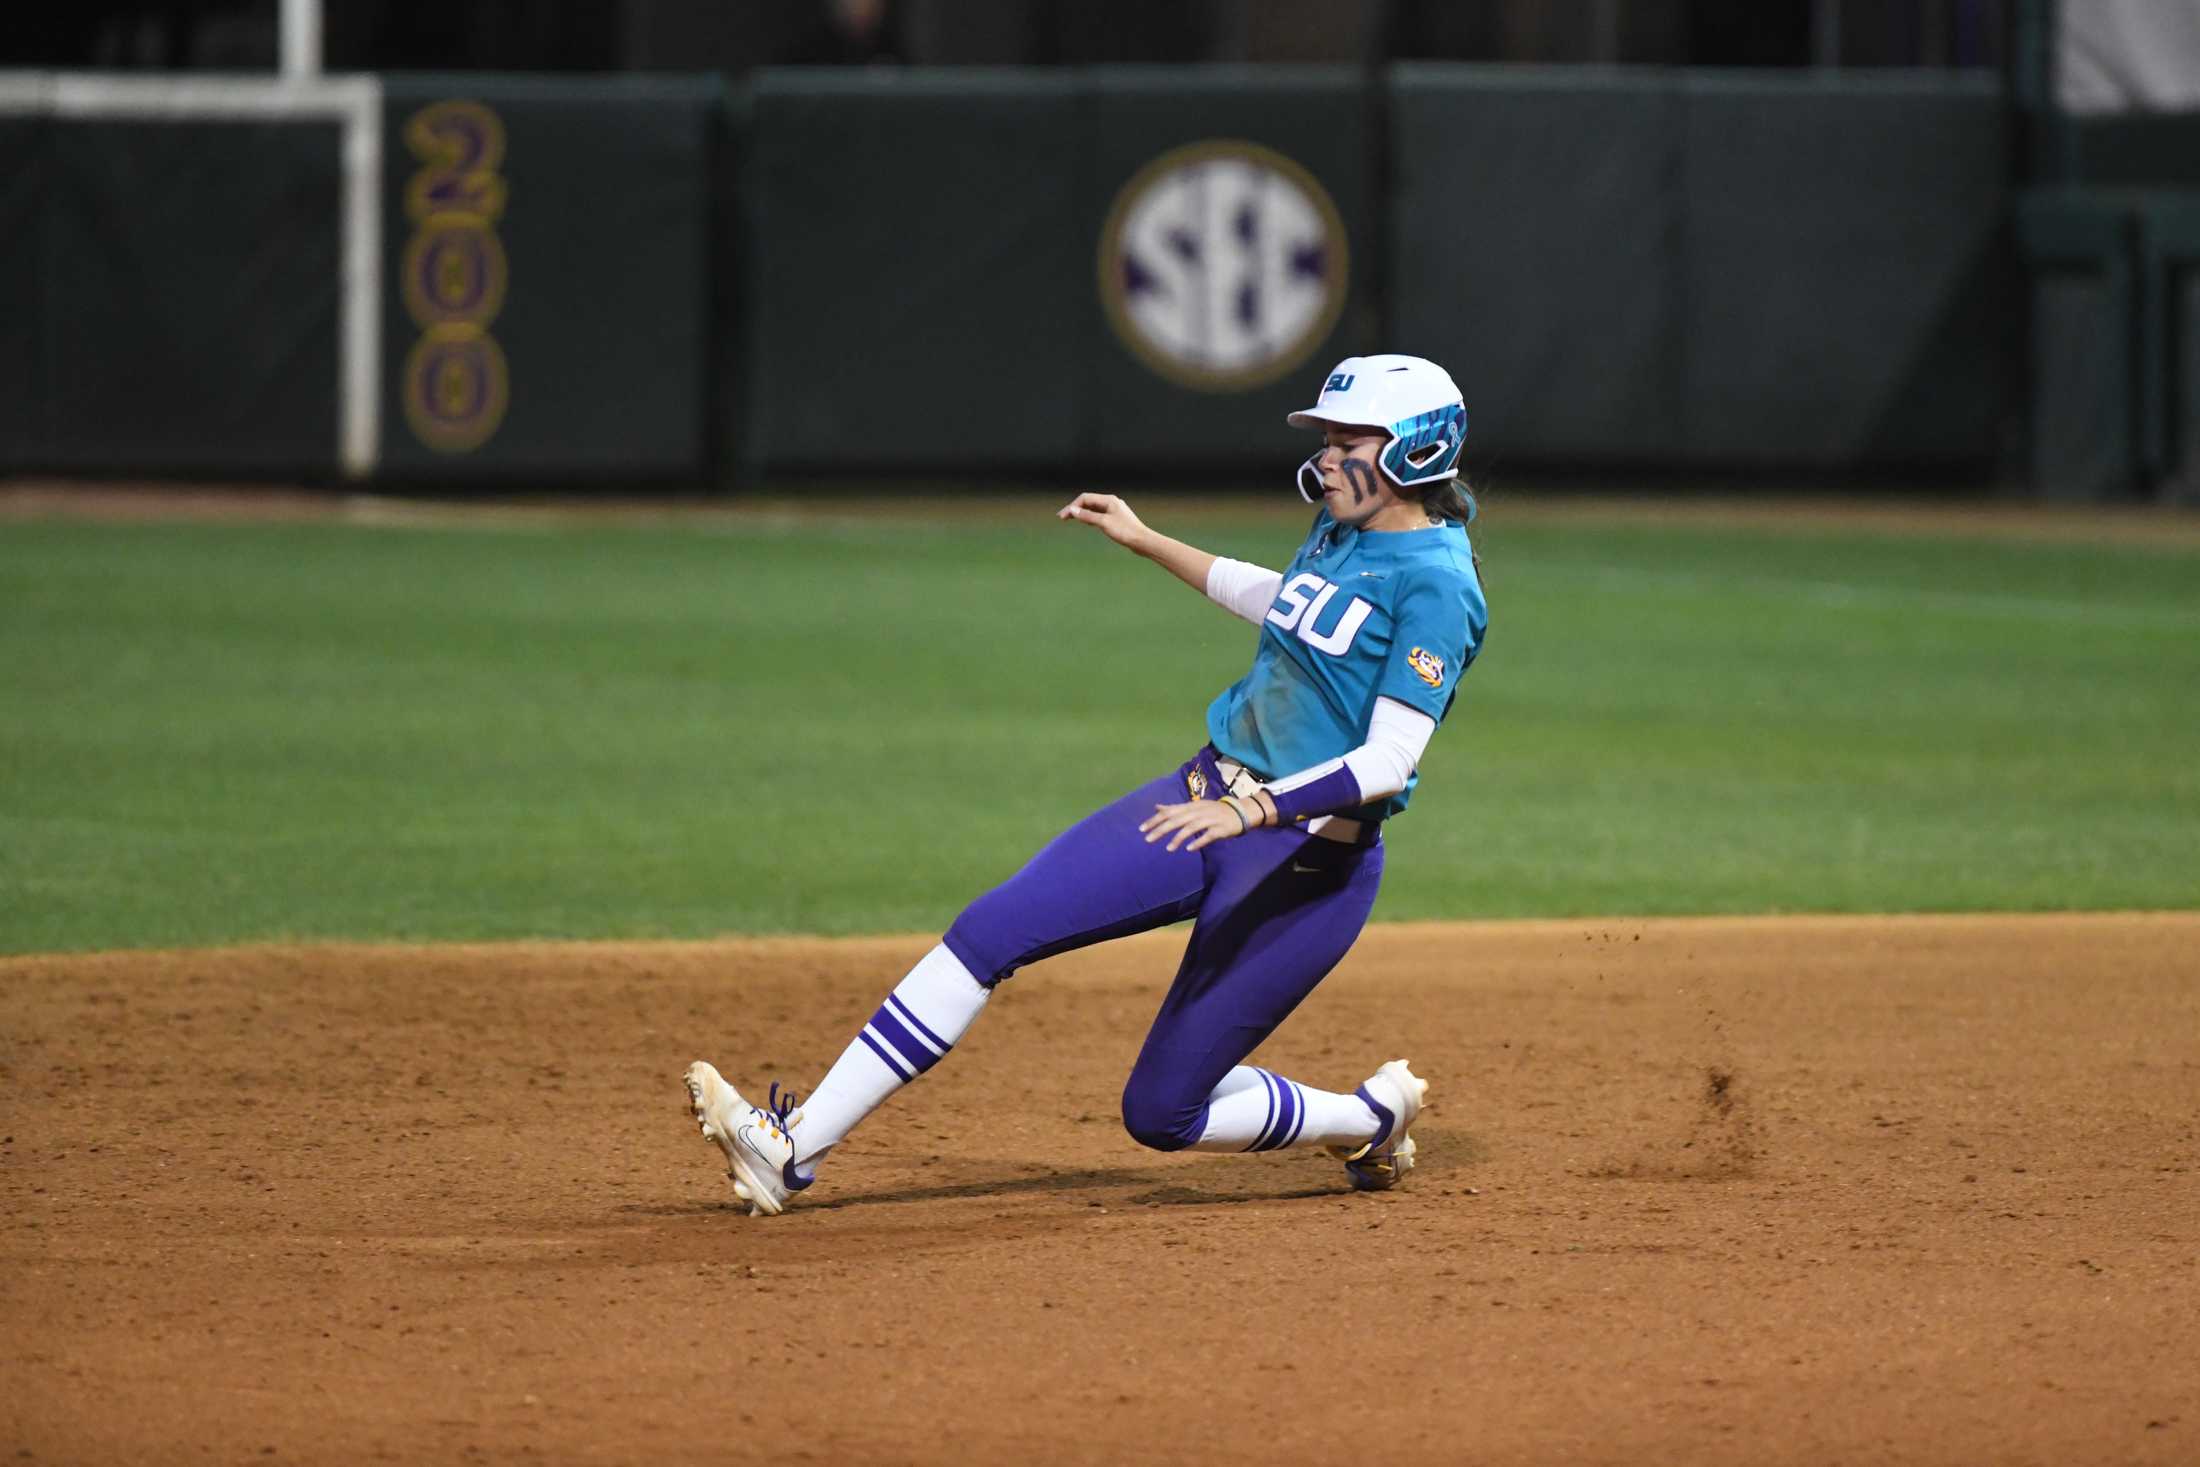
[1287,354,1468,504]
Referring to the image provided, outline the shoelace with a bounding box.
[754,1081,801,1146]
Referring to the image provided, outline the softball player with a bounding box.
[685,354,1487,1215]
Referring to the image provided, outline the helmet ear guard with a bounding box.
[1298,402,1469,505]
[1376,402,1468,490]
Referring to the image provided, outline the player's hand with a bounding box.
[1057,493,1150,552]
[1140,798,1253,853]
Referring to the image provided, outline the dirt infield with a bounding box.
[4,915,2196,1465]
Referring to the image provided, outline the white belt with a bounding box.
[1213,755,1366,845]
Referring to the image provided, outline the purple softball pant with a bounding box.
[942,747,1385,1151]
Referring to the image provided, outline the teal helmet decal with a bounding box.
[1378,402,1468,488]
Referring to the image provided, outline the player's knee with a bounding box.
[1119,1079,1198,1153]
[942,905,1020,988]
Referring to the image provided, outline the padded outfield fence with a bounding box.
[0,65,2194,498]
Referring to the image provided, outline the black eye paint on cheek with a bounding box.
[1341,457,1377,505]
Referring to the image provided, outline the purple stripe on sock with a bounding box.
[1245,1069,1280,1152]
[883,992,950,1055]
[1254,1071,1281,1151]
[1280,1081,1307,1149]
[859,1028,914,1081]
[867,1006,940,1075]
[1262,1073,1301,1152]
[1354,1082,1396,1150]
[1252,1070,1294,1152]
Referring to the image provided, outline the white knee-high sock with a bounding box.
[788,943,989,1181]
[1190,1066,1380,1153]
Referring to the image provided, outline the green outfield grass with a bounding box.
[2,497,2196,953]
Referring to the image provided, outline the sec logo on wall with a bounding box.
[1098,140,1350,393]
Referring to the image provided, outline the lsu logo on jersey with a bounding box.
[1184,765,1208,800]
[1266,572,1372,656]
[1408,646,1445,688]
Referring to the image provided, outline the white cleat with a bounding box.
[683,1060,800,1217]
[1332,1059,1429,1192]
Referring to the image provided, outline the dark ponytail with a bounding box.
[1418,475,1477,526]
[1413,474,1483,579]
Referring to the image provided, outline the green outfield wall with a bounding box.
[4,65,2192,496]
[1386,68,2014,471]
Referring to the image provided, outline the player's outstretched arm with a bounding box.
[1057,492,1212,591]
[1057,493,1281,620]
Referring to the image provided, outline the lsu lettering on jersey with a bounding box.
[1206,508,1486,819]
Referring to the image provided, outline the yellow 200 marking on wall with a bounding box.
[401,101,510,454]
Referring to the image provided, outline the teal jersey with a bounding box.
[1205,508,1487,820]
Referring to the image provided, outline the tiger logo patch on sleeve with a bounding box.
[1185,766,1208,800]
[1408,646,1445,689]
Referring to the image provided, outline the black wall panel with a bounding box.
[2176,274,2200,502]
[2033,274,2133,499]
[43,119,340,474]
[2136,195,2200,503]
[1390,66,1682,465]
[379,75,717,480]
[2018,193,2137,502]
[2075,113,2200,189]
[1388,69,2011,473]
[0,118,45,467]
[740,71,1084,472]
[1680,75,2010,468]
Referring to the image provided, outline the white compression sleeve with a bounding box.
[1204,557,1285,625]
[1266,696,1437,805]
